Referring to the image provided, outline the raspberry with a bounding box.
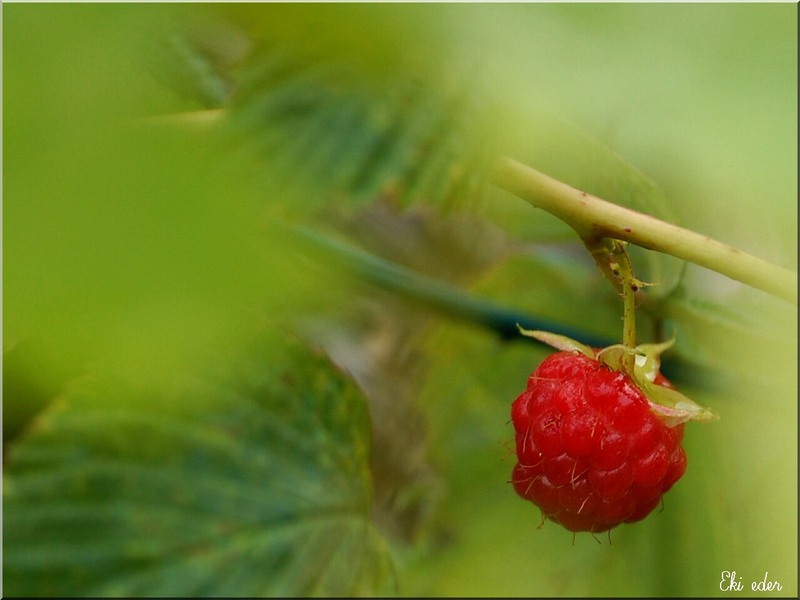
[510,350,687,533]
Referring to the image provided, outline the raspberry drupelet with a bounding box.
[510,350,687,533]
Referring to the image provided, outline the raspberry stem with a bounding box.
[601,240,640,372]
[491,155,797,304]
[611,241,639,349]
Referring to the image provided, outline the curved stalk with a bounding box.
[491,156,797,304]
[287,224,614,347]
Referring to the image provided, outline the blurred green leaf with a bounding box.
[224,46,492,210]
[4,332,395,597]
[3,3,367,422]
[154,5,690,296]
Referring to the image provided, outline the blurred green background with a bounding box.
[4,3,797,597]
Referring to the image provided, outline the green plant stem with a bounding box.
[287,224,614,347]
[601,242,638,345]
[610,241,639,373]
[491,156,797,304]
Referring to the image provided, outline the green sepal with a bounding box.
[598,338,718,426]
[639,379,719,426]
[520,326,718,426]
[516,325,595,358]
[632,339,675,383]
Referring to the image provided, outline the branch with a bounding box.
[491,156,797,304]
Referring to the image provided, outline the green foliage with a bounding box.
[4,3,797,598]
[222,24,494,210]
[4,331,394,596]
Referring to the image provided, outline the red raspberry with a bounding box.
[510,351,687,533]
